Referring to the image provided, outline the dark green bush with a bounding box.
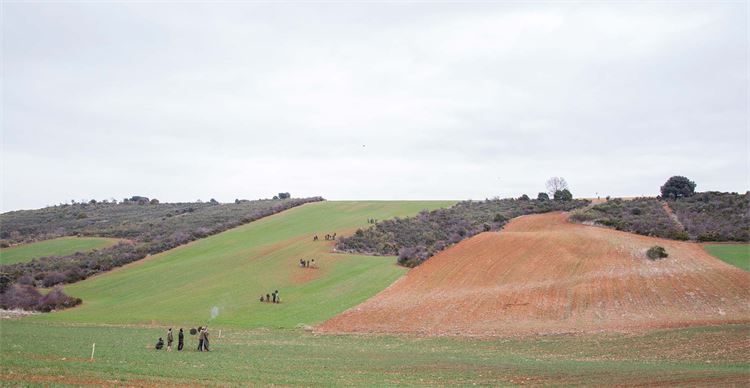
[646,246,668,260]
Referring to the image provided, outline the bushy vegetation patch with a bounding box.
[337,198,588,267]
[571,192,748,242]
[668,192,749,242]
[0,197,323,293]
[0,285,81,312]
[570,198,687,240]
[646,246,668,260]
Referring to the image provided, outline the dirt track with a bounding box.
[318,212,750,336]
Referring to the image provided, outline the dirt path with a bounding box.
[661,201,687,232]
[318,212,750,337]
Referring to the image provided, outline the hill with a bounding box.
[319,212,749,336]
[1,197,322,290]
[0,237,120,265]
[31,201,453,327]
[337,197,588,267]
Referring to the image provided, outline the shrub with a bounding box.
[518,194,530,201]
[41,271,66,287]
[660,176,696,199]
[554,189,573,201]
[646,246,668,260]
[36,287,82,312]
[0,284,42,310]
[537,192,550,201]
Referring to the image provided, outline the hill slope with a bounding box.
[0,237,120,265]
[32,201,453,327]
[319,212,750,336]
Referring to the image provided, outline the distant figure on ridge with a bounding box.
[178,328,184,351]
[155,337,164,350]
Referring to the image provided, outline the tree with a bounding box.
[660,176,696,199]
[278,192,291,199]
[537,192,549,201]
[209,198,219,204]
[518,194,530,201]
[150,198,160,205]
[546,177,569,196]
[554,189,573,201]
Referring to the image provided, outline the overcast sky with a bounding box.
[2,1,747,211]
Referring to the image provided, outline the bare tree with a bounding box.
[546,177,569,195]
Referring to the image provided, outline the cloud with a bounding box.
[2,2,747,210]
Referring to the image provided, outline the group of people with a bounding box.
[299,258,316,268]
[260,290,281,303]
[155,327,206,352]
[366,218,378,224]
[312,233,337,241]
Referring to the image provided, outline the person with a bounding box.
[313,235,318,241]
[197,326,204,351]
[274,290,280,304]
[260,294,265,302]
[167,328,174,352]
[299,259,304,267]
[155,337,164,350]
[203,327,210,352]
[266,293,271,302]
[311,259,315,268]
[332,232,336,240]
[271,291,277,303]
[178,328,184,351]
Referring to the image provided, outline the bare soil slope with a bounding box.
[319,212,750,336]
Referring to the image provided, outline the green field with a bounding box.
[0,236,121,265]
[34,201,453,327]
[1,321,747,386]
[3,200,748,386]
[704,244,750,271]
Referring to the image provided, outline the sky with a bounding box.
[2,1,748,211]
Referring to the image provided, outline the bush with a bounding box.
[554,189,573,201]
[660,176,696,199]
[0,284,42,310]
[518,194,530,201]
[36,287,82,312]
[41,271,66,287]
[537,192,550,201]
[646,246,668,260]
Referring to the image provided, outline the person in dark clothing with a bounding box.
[178,328,184,351]
[203,327,210,351]
[260,295,265,302]
[155,337,164,350]
[272,291,277,303]
[197,326,204,351]
[274,290,280,303]
[266,293,271,302]
[313,235,318,241]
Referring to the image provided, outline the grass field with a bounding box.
[0,237,121,265]
[704,244,750,271]
[1,321,747,386]
[3,201,748,386]
[32,201,453,327]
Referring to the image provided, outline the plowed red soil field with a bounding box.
[318,212,750,336]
